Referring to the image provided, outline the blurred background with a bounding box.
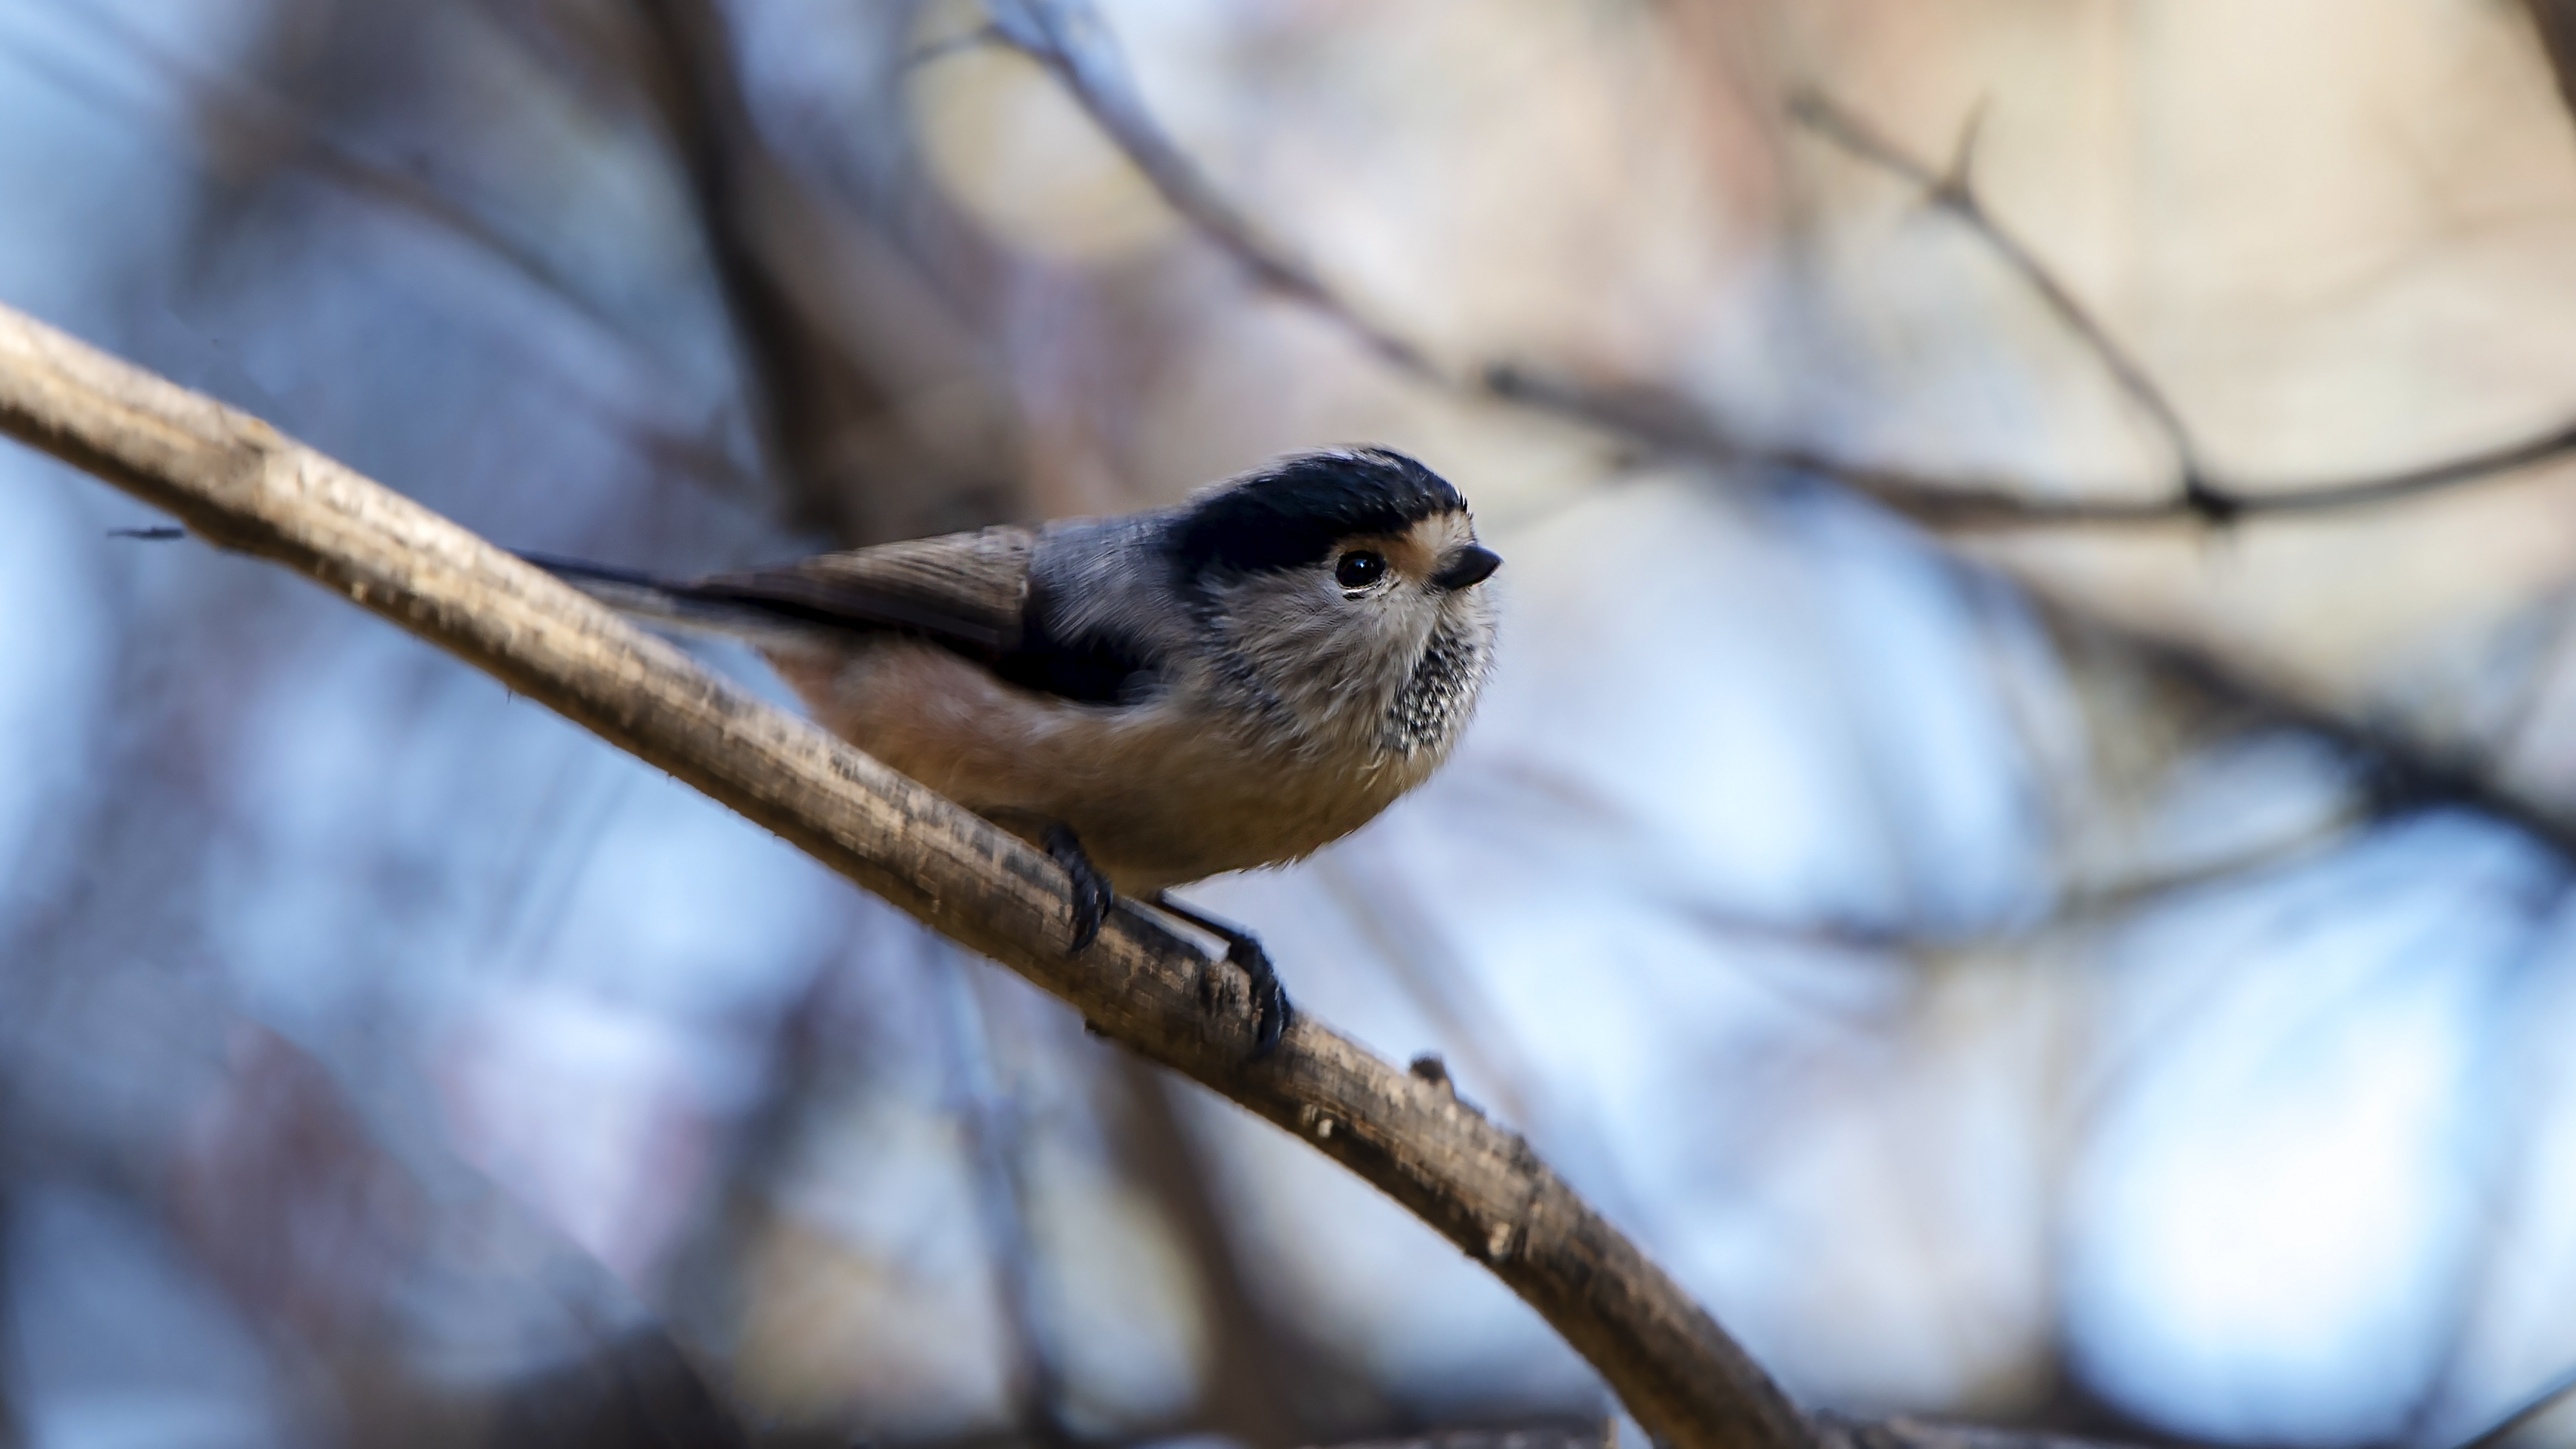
[7,1,2576,1445]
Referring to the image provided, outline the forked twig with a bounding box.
[1784,88,2576,525]
[969,0,2576,529]
[1786,89,2212,505]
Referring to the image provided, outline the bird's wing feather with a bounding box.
[524,525,1035,657]
[524,524,1175,705]
[689,527,1034,653]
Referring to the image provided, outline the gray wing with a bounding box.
[525,522,1167,705]
[524,525,1035,655]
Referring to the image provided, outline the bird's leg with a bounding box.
[1041,824,1113,953]
[1152,892,1291,1057]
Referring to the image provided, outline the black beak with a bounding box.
[1431,544,1501,591]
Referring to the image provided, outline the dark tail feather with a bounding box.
[516,551,836,650]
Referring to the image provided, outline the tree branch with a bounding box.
[977,0,1445,381]
[971,0,2576,529]
[623,0,1022,543]
[1784,90,2210,502]
[1779,89,2576,525]
[0,300,1821,1449]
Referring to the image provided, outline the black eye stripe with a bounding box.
[1335,550,1387,589]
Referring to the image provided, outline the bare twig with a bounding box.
[1484,358,2576,528]
[622,0,897,538]
[1780,89,2576,525]
[974,0,2576,528]
[623,0,1019,543]
[979,0,1443,379]
[1786,89,2210,502]
[0,301,1819,1449]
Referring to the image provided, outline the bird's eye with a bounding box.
[1334,550,1387,590]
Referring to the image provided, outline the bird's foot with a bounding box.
[1153,892,1291,1058]
[1042,825,1113,953]
[1227,935,1291,1059]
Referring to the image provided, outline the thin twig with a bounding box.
[1483,351,2576,530]
[1781,88,2576,524]
[0,301,1820,1449]
[1786,90,2213,505]
[977,0,2576,528]
[980,0,1444,380]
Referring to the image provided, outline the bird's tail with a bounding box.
[516,552,835,650]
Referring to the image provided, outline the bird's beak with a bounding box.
[1431,544,1501,591]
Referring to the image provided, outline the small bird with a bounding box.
[527,447,1500,1054]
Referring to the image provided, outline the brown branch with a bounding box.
[2018,590,2576,865]
[622,0,1021,544]
[623,0,898,539]
[0,302,1820,1449]
[1483,358,2576,531]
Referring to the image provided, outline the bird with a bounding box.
[525,447,1501,1055]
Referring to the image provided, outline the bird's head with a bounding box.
[1167,448,1500,760]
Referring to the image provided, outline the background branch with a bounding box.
[974,0,2576,533]
[980,0,1444,381]
[1778,89,2576,525]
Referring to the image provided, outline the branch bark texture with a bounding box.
[0,302,1810,1449]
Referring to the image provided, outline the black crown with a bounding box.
[1167,448,1465,580]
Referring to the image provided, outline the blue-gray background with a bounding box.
[6,2,2576,1446]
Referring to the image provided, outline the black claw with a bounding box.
[1230,937,1292,1059]
[1153,892,1292,1060]
[1042,825,1113,953]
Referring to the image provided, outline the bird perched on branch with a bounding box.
[527,447,1501,1054]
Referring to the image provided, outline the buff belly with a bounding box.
[772,638,1427,893]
